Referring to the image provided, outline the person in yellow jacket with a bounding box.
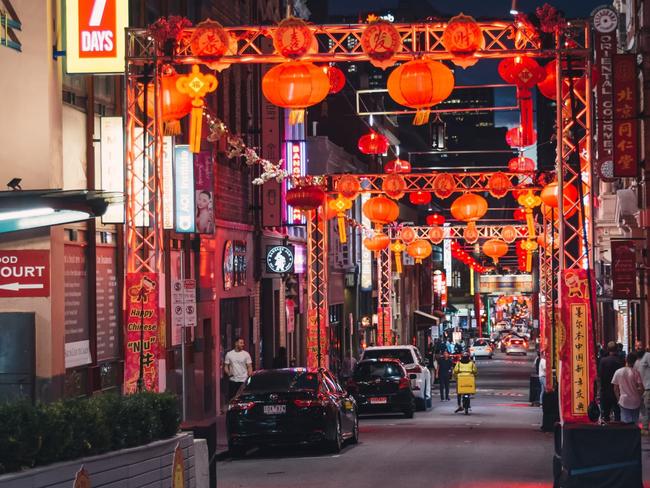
[453,351,478,413]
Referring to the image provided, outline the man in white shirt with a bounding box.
[224,337,253,401]
[538,354,547,406]
[635,345,650,432]
[612,352,644,424]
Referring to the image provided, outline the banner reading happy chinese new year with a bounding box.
[124,272,160,393]
[307,307,328,369]
[376,306,392,346]
[559,269,597,423]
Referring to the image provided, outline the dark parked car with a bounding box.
[347,358,415,418]
[226,368,358,456]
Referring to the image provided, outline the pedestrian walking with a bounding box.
[598,341,623,422]
[612,352,644,424]
[635,345,650,433]
[635,341,646,361]
[453,351,478,413]
[436,350,453,401]
[223,337,253,401]
[538,353,547,406]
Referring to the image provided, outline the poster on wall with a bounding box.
[64,244,91,369]
[194,151,214,234]
[124,272,159,393]
[96,246,120,361]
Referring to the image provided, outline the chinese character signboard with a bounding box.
[65,0,129,74]
[124,272,159,393]
[559,269,597,423]
[611,240,637,299]
[613,54,638,177]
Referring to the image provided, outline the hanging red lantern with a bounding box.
[538,60,600,100]
[426,213,446,226]
[363,232,391,253]
[358,131,389,155]
[442,13,484,69]
[540,182,579,218]
[506,127,537,148]
[508,156,536,173]
[513,207,527,221]
[335,174,361,200]
[286,185,325,210]
[487,172,512,199]
[362,196,399,228]
[273,17,315,59]
[321,198,339,220]
[323,65,346,94]
[138,70,193,136]
[482,239,509,264]
[360,19,402,70]
[387,59,455,126]
[428,225,445,244]
[432,173,456,199]
[450,193,488,223]
[399,226,417,244]
[262,61,330,124]
[409,190,432,206]
[382,174,407,200]
[406,239,432,264]
[384,158,412,173]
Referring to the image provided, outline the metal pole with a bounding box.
[315,210,322,368]
[180,247,187,421]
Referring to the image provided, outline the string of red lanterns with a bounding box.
[450,241,487,273]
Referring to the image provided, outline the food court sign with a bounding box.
[64,0,129,74]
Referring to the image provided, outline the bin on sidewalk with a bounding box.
[529,374,541,405]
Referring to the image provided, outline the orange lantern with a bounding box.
[362,196,399,229]
[384,158,411,173]
[501,225,518,243]
[335,174,361,200]
[176,64,219,152]
[328,195,353,243]
[482,239,509,264]
[382,174,407,200]
[428,225,445,244]
[139,70,193,136]
[426,213,446,226]
[364,232,391,254]
[508,156,535,173]
[390,240,407,273]
[358,131,389,155]
[406,239,432,264]
[450,193,488,223]
[442,13,484,69]
[323,65,346,94]
[463,224,479,244]
[409,190,432,206]
[487,172,512,199]
[432,173,456,199]
[387,59,455,125]
[262,61,330,124]
[540,182,579,218]
[399,226,417,244]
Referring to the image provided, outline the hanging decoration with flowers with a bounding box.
[273,17,315,59]
[148,15,193,55]
[262,61,330,125]
[176,64,218,152]
[358,131,390,155]
[432,173,456,199]
[382,174,407,200]
[387,59,455,125]
[390,240,407,273]
[360,17,402,70]
[328,195,353,243]
[428,225,445,244]
[384,158,411,173]
[407,239,433,264]
[441,13,485,69]
[190,19,230,60]
[517,190,542,238]
[487,172,512,199]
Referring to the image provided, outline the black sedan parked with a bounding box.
[226,368,358,456]
[347,358,415,418]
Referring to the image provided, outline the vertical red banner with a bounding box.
[376,306,392,346]
[611,240,638,299]
[124,272,160,393]
[306,307,328,369]
[613,54,638,177]
[559,269,597,423]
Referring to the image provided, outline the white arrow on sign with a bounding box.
[0,282,44,291]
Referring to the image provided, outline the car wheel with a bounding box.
[326,416,343,453]
[415,397,426,411]
[350,413,359,444]
[403,401,415,418]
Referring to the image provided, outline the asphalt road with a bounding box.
[216,352,556,488]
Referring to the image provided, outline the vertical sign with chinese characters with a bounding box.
[559,269,597,423]
[613,54,638,177]
[611,240,638,299]
[124,272,159,393]
[285,141,306,224]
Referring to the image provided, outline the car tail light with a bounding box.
[399,377,410,390]
[406,365,422,374]
[228,401,255,412]
[294,398,324,408]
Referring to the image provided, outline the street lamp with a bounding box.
[510,0,519,15]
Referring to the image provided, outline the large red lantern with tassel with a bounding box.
[426,213,446,226]
[387,59,455,125]
[362,196,399,228]
[139,70,193,136]
[262,61,330,125]
[409,190,432,206]
[358,131,389,155]
[364,232,391,253]
[450,193,488,223]
[508,156,536,173]
[540,182,579,218]
[286,185,325,210]
[323,65,346,94]
[407,239,433,264]
[384,158,411,173]
[482,239,509,264]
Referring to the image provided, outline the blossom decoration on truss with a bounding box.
[148,15,192,50]
[535,3,567,34]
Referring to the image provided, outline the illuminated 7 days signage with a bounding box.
[64,0,129,74]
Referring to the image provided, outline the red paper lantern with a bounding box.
[508,156,536,173]
[139,70,193,135]
[358,131,389,155]
[409,190,432,206]
[483,239,509,264]
[426,213,446,226]
[286,185,325,210]
[323,65,345,94]
[262,61,330,124]
[384,158,411,173]
[450,193,488,223]
[499,57,545,92]
[506,127,537,148]
[362,196,399,227]
[513,208,527,221]
[364,232,391,253]
[387,59,455,125]
[540,182,579,218]
[406,239,433,264]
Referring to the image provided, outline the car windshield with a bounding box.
[363,349,414,364]
[243,371,318,393]
[354,362,404,380]
[474,340,488,346]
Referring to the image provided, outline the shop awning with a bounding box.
[0,190,121,233]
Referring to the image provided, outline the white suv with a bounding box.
[360,345,432,410]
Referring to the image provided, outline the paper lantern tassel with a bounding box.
[337,215,347,244]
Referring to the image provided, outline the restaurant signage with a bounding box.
[266,245,295,274]
[611,240,637,299]
[612,54,638,177]
[0,250,50,297]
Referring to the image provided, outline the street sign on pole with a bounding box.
[172,279,197,328]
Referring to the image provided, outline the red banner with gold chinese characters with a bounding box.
[613,54,638,177]
[124,272,160,393]
[559,269,597,423]
[376,306,393,346]
[307,307,328,369]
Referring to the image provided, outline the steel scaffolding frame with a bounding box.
[386,225,532,241]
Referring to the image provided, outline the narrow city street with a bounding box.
[217,353,555,487]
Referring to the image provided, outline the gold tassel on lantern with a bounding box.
[413,108,431,126]
[176,65,218,153]
[289,109,305,125]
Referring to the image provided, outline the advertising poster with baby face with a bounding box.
[194,151,214,234]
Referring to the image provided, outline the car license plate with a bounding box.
[263,404,286,415]
[369,397,387,404]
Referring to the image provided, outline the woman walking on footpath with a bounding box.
[612,352,644,424]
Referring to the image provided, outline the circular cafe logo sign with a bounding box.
[266,245,294,274]
[592,6,618,33]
